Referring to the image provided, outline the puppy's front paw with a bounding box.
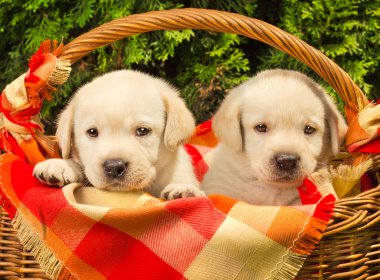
[33,159,83,187]
[161,184,205,200]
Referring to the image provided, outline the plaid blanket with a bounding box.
[0,123,334,280]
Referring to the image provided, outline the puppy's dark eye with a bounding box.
[255,123,268,133]
[304,125,316,135]
[136,127,151,137]
[86,128,99,138]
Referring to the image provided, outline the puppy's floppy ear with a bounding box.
[323,94,348,155]
[298,72,347,157]
[161,87,195,151]
[55,101,75,159]
[213,88,244,152]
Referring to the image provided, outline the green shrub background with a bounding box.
[1,0,379,132]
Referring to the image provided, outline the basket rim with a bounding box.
[58,8,368,114]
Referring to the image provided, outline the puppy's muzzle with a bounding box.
[274,153,300,172]
[103,159,128,179]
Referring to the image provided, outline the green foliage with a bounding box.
[177,32,251,121]
[0,0,379,130]
[258,0,380,102]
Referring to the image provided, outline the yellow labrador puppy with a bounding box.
[202,69,347,205]
[33,70,204,200]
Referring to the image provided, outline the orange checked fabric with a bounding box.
[345,100,380,153]
[0,123,335,280]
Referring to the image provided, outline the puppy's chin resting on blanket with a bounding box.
[201,69,347,206]
[33,70,204,200]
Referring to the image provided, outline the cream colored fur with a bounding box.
[33,70,203,200]
[201,69,347,205]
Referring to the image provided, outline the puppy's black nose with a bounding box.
[103,159,127,179]
[275,154,300,171]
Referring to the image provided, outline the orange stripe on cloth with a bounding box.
[64,253,106,280]
[0,153,25,217]
[188,119,218,148]
[19,137,48,166]
[18,202,77,263]
[345,116,372,151]
[266,207,314,249]
[345,103,380,153]
[209,194,239,214]
[99,205,165,239]
[49,204,98,252]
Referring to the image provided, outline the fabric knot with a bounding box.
[345,102,380,153]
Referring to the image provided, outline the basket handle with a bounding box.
[59,8,368,113]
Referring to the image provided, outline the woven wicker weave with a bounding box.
[0,208,49,279]
[1,8,379,279]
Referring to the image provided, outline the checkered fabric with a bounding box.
[0,121,335,280]
[345,100,380,153]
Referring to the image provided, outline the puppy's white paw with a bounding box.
[161,184,205,200]
[33,159,83,187]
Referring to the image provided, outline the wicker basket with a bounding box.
[1,8,379,279]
